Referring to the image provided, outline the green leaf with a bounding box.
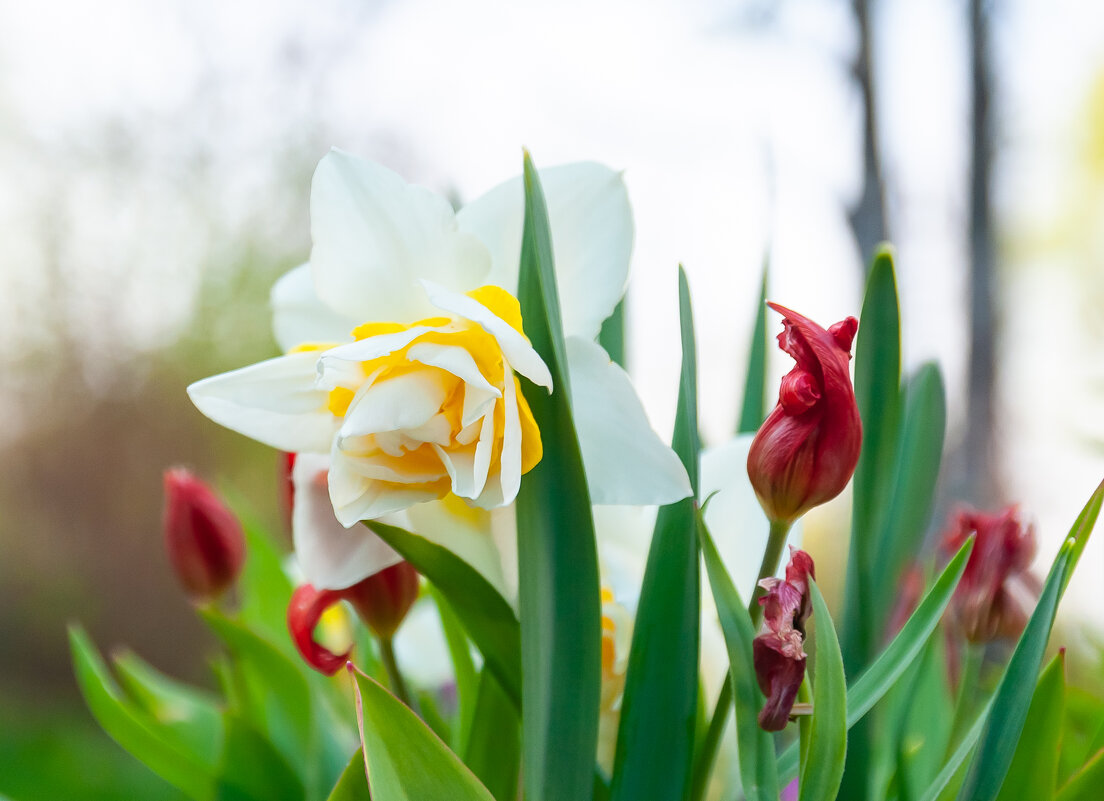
[366,520,520,706]
[1056,748,1104,801]
[892,638,954,800]
[799,579,848,801]
[112,649,224,768]
[463,670,521,801]
[871,363,946,624]
[738,265,769,434]
[237,520,296,652]
[216,715,305,801]
[598,297,626,368]
[697,516,779,801]
[350,669,495,801]
[430,586,479,752]
[69,624,215,800]
[199,609,315,791]
[777,536,974,781]
[955,540,1075,801]
[326,749,373,801]
[994,650,1066,801]
[610,267,701,801]
[917,702,990,801]
[842,246,902,673]
[515,151,602,801]
[1063,478,1104,590]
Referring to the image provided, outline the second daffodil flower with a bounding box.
[188,150,691,593]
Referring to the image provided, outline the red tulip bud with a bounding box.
[748,304,861,525]
[941,505,1040,643]
[287,562,420,675]
[279,452,297,533]
[162,468,245,603]
[753,548,815,731]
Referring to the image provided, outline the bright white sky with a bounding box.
[2,0,1103,623]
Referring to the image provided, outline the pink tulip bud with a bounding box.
[941,505,1040,643]
[754,548,815,731]
[162,468,245,603]
[747,304,861,525]
[286,562,420,675]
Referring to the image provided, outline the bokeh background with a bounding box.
[2,0,1103,797]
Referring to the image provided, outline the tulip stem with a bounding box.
[378,636,413,708]
[690,519,792,801]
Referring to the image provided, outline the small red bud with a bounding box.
[162,468,245,603]
[286,562,420,675]
[748,304,861,525]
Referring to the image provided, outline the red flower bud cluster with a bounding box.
[747,304,861,525]
[941,505,1040,643]
[162,468,245,603]
[753,548,815,731]
[287,562,420,675]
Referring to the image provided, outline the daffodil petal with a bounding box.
[405,342,500,397]
[339,370,450,440]
[292,453,403,590]
[270,263,358,352]
[310,149,491,324]
[456,162,633,340]
[700,435,803,600]
[186,351,334,453]
[420,279,552,390]
[328,447,447,526]
[567,336,692,506]
[319,325,445,368]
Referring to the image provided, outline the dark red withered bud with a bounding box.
[747,304,861,525]
[287,562,420,675]
[941,505,1040,643]
[753,548,815,731]
[162,467,245,603]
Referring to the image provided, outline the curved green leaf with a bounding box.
[778,536,974,780]
[738,265,769,434]
[610,268,701,801]
[463,670,521,801]
[350,669,494,801]
[366,520,520,706]
[1056,747,1104,801]
[217,715,305,801]
[69,625,215,800]
[799,579,847,801]
[698,517,779,801]
[515,151,602,801]
[994,650,1066,801]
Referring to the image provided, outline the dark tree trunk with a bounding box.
[849,0,888,270]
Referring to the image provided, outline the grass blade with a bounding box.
[798,580,847,801]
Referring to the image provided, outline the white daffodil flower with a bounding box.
[188,149,691,591]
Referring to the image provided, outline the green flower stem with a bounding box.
[379,636,413,709]
[691,519,793,801]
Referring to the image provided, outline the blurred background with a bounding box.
[2,0,1103,797]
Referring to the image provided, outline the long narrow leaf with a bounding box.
[994,650,1066,801]
[515,152,602,801]
[463,671,521,801]
[777,536,974,780]
[366,519,521,706]
[698,516,779,801]
[69,625,215,800]
[610,267,701,801]
[917,702,991,801]
[1056,748,1104,801]
[326,749,372,801]
[799,579,847,801]
[738,266,769,434]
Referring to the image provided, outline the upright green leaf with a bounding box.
[842,247,902,673]
[463,671,522,801]
[515,152,602,801]
[955,541,1074,801]
[69,625,215,800]
[799,580,847,801]
[777,536,974,782]
[738,265,769,434]
[430,587,479,751]
[350,669,495,801]
[326,749,373,801]
[917,702,991,801]
[237,520,297,651]
[610,267,701,801]
[994,650,1066,801]
[871,363,946,623]
[698,517,779,801]
[1056,748,1104,801]
[366,520,521,707]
